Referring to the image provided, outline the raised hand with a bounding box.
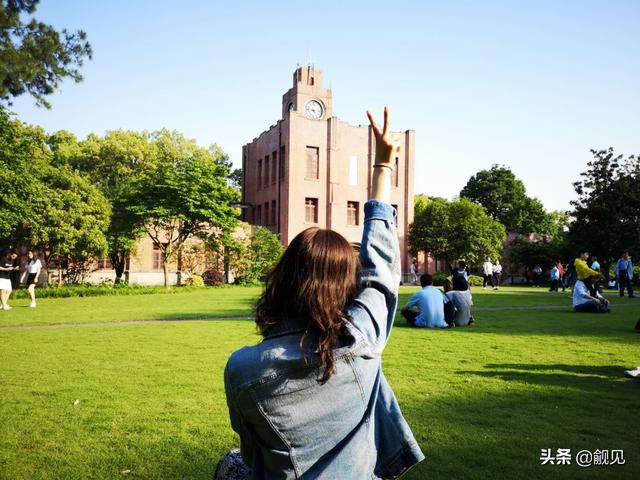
[366,107,400,167]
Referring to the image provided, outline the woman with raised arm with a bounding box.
[218,108,424,479]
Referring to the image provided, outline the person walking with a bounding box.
[492,260,502,290]
[549,264,560,292]
[482,257,494,289]
[410,259,418,285]
[220,108,424,479]
[0,249,19,310]
[615,251,635,298]
[532,265,543,287]
[25,250,42,308]
[556,260,566,292]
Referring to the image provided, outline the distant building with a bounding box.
[242,66,415,275]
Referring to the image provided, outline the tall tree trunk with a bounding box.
[57,255,63,288]
[111,251,126,284]
[223,245,230,284]
[177,248,183,286]
[163,258,168,289]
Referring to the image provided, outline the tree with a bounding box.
[25,164,110,286]
[122,130,240,287]
[0,106,47,244]
[0,0,92,108]
[409,195,506,269]
[568,148,640,277]
[68,130,157,283]
[246,227,283,283]
[460,165,556,235]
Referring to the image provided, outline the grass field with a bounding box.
[1,286,639,479]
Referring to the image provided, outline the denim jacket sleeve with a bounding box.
[346,200,400,352]
[224,362,256,463]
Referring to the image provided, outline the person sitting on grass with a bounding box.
[445,275,475,326]
[219,108,424,480]
[452,260,469,281]
[401,273,449,328]
[572,275,610,313]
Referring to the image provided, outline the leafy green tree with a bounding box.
[409,195,505,269]
[0,0,92,108]
[71,131,157,283]
[122,130,240,287]
[247,227,283,283]
[508,238,566,273]
[568,148,640,277]
[0,106,47,244]
[26,164,110,285]
[460,165,555,235]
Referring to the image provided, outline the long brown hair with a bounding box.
[255,227,360,383]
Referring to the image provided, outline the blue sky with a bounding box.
[10,0,640,212]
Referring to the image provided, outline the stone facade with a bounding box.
[242,66,416,274]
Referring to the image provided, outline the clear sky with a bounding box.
[10,0,640,212]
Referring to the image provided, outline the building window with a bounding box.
[264,202,269,225]
[349,155,358,186]
[347,201,359,226]
[256,205,262,225]
[258,159,262,189]
[305,198,318,223]
[152,244,162,270]
[271,151,277,184]
[305,146,319,180]
[264,156,270,187]
[271,200,276,225]
[393,157,399,187]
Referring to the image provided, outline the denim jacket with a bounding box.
[224,200,425,479]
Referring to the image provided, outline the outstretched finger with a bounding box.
[366,110,381,137]
[383,106,389,135]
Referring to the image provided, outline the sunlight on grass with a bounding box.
[1,286,638,479]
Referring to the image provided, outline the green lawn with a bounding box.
[1,286,638,479]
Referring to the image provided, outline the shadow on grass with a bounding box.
[457,363,633,392]
[399,365,639,480]
[391,307,640,345]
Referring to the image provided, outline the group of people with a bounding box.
[0,248,42,310]
[482,257,502,290]
[570,249,635,314]
[400,272,474,328]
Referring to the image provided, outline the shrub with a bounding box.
[431,272,448,286]
[202,268,225,286]
[10,284,189,299]
[185,274,205,287]
[468,274,484,287]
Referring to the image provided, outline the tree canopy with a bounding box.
[0,0,92,108]
[409,195,506,268]
[568,148,640,272]
[460,165,556,235]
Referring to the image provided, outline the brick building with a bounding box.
[242,66,416,275]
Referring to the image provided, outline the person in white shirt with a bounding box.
[409,259,418,285]
[492,260,502,290]
[25,250,42,308]
[572,276,610,313]
[482,257,494,289]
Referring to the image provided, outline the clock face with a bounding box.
[305,100,323,120]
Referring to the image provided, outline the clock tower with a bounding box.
[282,66,333,120]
